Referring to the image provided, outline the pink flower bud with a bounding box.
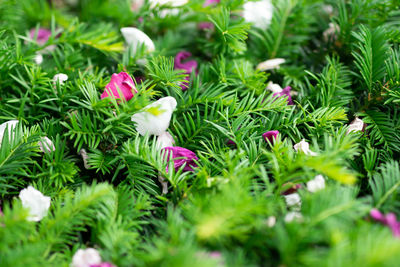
[162,146,198,172]
[101,72,137,101]
[262,130,279,144]
[29,28,52,46]
[174,51,198,91]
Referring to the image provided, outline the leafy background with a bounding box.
[1,0,400,266]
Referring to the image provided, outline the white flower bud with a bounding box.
[256,58,286,71]
[34,53,43,65]
[131,97,177,136]
[306,175,325,193]
[0,120,19,145]
[284,193,301,210]
[71,248,102,267]
[294,139,317,156]
[346,117,365,135]
[284,211,303,223]
[156,131,175,149]
[121,27,155,55]
[266,216,276,227]
[266,82,283,94]
[19,186,51,222]
[243,0,273,30]
[39,136,55,153]
[79,149,90,169]
[53,73,68,85]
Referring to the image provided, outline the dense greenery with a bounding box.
[1,0,400,266]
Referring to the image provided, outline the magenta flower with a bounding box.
[174,51,198,91]
[204,0,220,6]
[370,209,400,238]
[281,183,302,195]
[273,86,294,105]
[101,72,137,101]
[263,130,279,144]
[90,263,116,267]
[29,28,52,46]
[198,22,214,30]
[162,146,198,172]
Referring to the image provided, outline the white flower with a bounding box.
[121,27,155,55]
[294,139,317,156]
[322,4,334,15]
[266,216,276,227]
[79,149,90,169]
[256,58,285,71]
[34,53,43,65]
[243,0,273,30]
[39,137,55,153]
[284,211,303,223]
[131,96,177,136]
[306,175,325,193]
[284,193,301,210]
[19,186,51,222]
[71,248,102,267]
[346,117,365,135]
[149,0,188,8]
[0,120,19,145]
[53,73,68,85]
[266,82,283,94]
[323,23,340,42]
[131,0,145,11]
[156,131,175,149]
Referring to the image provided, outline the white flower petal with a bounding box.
[306,174,325,193]
[243,0,273,30]
[284,193,301,209]
[53,73,68,85]
[266,216,276,227]
[156,131,175,149]
[121,27,155,54]
[266,82,283,94]
[71,248,102,267]
[256,58,286,71]
[34,53,43,65]
[0,120,19,146]
[39,137,55,153]
[346,117,364,135]
[131,96,177,136]
[294,139,317,156]
[19,186,51,222]
[284,211,303,223]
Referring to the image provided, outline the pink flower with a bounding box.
[273,86,294,105]
[262,130,279,144]
[370,209,400,238]
[204,0,219,6]
[162,146,198,172]
[198,22,214,30]
[101,72,137,101]
[29,28,52,46]
[281,183,301,195]
[90,263,116,267]
[174,51,198,91]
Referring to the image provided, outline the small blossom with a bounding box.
[346,117,365,135]
[284,193,301,210]
[266,82,283,94]
[101,72,137,101]
[266,216,276,227]
[306,175,325,193]
[204,0,220,6]
[121,27,155,54]
[162,146,198,172]
[322,4,334,15]
[90,263,116,267]
[156,131,175,149]
[282,183,302,195]
[79,149,90,169]
[19,186,51,222]
[284,211,303,223]
[53,73,68,85]
[370,209,400,238]
[131,0,144,11]
[263,130,279,144]
[323,23,340,42]
[72,248,102,267]
[131,96,177,136]
[39,137,55,153]
[149,0,188,7]
[174,51,198,90]
[34,53,43,65]
[198,22,214,30]
[243,0,273,30]
[273,86,294,105]
[29,28,52,46]
[294,139,317,156]
[0,120,19,145]
[256,58,286,71]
